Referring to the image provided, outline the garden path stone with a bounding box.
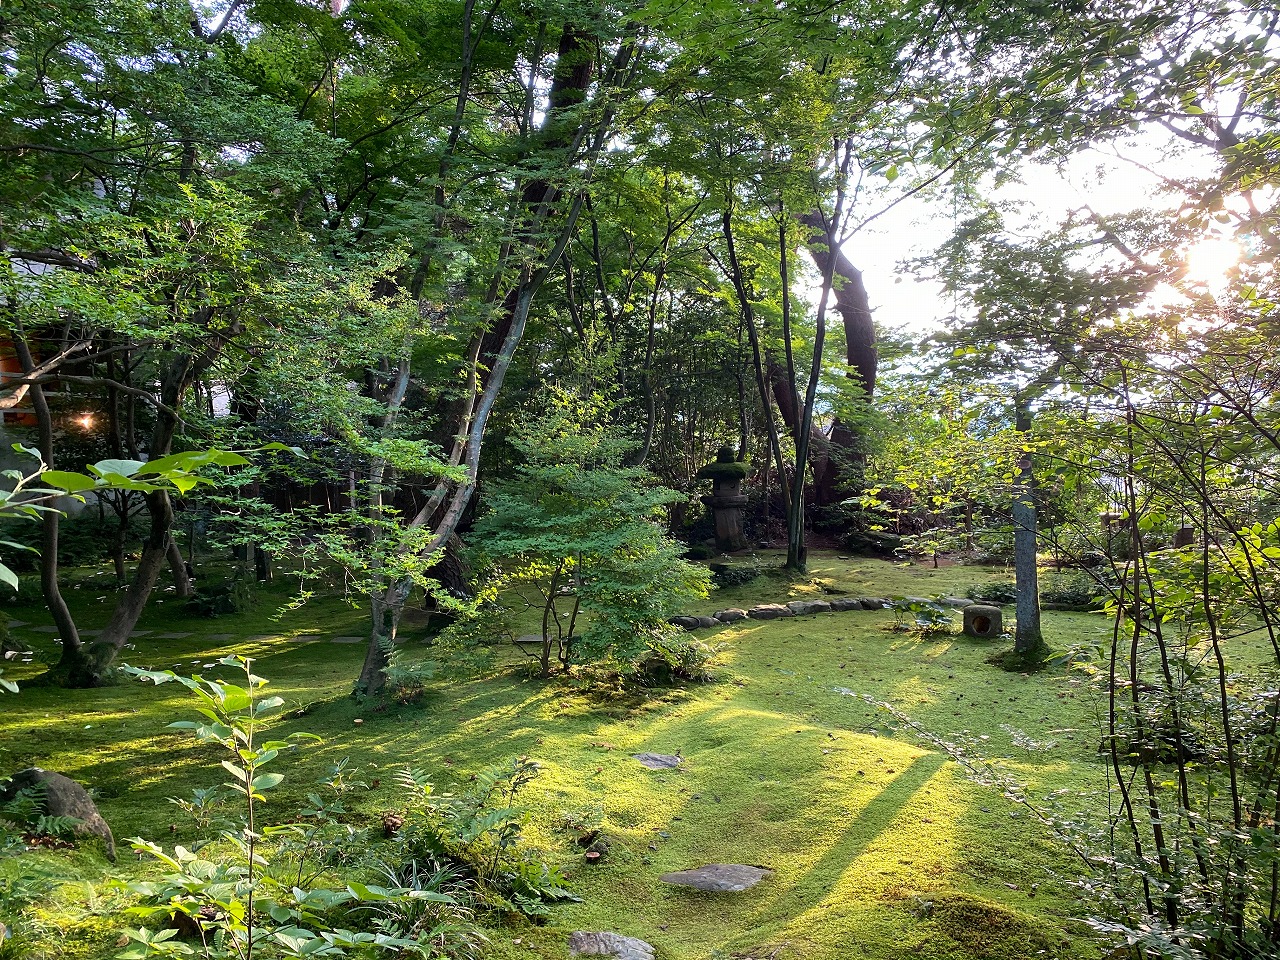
[748,604,791,620]
[153,632,192,639]
[130,630,153,637]
[288,634,321,643]
[859,597,887,610]
[668,616,699,629]
[633,753,682,769]
[695,616,718,629]
[30,625,60,633]
[714,608,747,622]
[786,600,831,615]
[5,620,28,628]
[332,636,363,644]
[941,597,971,607]
[569,932,655,960]
[829,598,862,611]
[659,864,772,891]
[207,633,237,641]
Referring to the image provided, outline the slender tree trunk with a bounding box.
[14,334,82,664]
[166,535,192,597]
[1012,397,1042,654]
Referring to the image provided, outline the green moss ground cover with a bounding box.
[3,554,1243,960]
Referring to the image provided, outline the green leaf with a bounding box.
[39,470,98,493]
[251,772,284,792]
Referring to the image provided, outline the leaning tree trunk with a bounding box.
[60,331,236,687]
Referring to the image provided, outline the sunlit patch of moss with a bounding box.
[0,553,1129,959]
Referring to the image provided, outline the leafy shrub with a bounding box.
[886,597,954,636]
[391,759,578,920]
[635,631,722,682]
[1040,571,1103,608]
[710,556,765,589]
[119,657,487,959]
[185,563,255,617]
[966,580,1018,604]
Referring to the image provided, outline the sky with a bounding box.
[839,134,1223,339]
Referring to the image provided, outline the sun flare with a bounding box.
[1184,236,1241,294]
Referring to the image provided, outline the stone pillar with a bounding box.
[702,476,748,552]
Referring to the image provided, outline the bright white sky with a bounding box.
[841,134,1222,339]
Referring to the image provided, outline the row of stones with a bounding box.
[668,594,973,629]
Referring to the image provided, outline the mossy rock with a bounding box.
[928,893,1068,958]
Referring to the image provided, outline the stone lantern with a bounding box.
[696,447,750,552]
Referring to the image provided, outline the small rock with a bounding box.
[714,608,748,623]
[659,863,772,892]
[569,932,656,960]
[633,753,682,769]
[941,596,970,607]
[748,604,792,620]
[668,616,700,630]
[695,616,719,629]
[829,598,863,612]
[859,597,888,610]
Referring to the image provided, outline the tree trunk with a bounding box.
[167,535,193,597]
[355,594,398,698]
[798,209,877,507]
[14,335,83,665]
[1012,399,1043,654]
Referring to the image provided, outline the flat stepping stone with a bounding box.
[331,636,364,644]
[514,633,544,646]
[668,616,699,629]
[6,620,28,628]
[130,630,153,637]
[152,632,193,639]
[207,633,237,641]
[245,634,275,642]
[633,753,682,769]
[569,932,655,960]
[659,863,772,892]
[287,634,322,643]
[30,625,61,633]
[714,608,747,622]
[829,597,862,611]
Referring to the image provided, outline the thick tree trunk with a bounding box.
[798,209,877,507]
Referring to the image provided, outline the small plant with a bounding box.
[886,597,954,636]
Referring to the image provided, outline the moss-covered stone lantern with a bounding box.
[695,446,750,552]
